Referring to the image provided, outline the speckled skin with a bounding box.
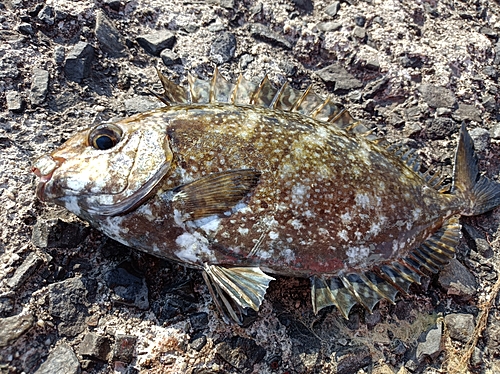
[34,103,463,278]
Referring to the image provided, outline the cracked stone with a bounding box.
[64,42,94,83]
[136,30,176,56]
[95,10,127,58]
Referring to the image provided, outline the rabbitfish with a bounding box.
[32,69,500,323]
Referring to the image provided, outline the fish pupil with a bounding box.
[95,135,115,150]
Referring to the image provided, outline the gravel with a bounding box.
[1,0,500,373]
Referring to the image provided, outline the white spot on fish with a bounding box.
[175,232,213,264]
[346,246,370,265]
[355,193,370,209]
[238,227,249,235]
[269,231,279,240]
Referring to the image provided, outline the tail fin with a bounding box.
[452,123,500,215]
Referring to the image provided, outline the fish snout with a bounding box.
[32,155,64,201]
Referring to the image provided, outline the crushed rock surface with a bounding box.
[1,0,500,373]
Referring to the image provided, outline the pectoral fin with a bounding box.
[172,169,261,220]
[203,265,275,324]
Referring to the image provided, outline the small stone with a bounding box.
[6,252,43,290]
[54,45,65,65]
[34,344,80,374]
[416,322,443,361]
[436,107,452,116]
[492,123,500,139]
[354,15,366,27]
[463,224,494,258]
[104,264,149,310]
[352,26,366,39]
[124,96,162,115]
[479,26,497,39]
[425,117,457,140]
[6,91,24,112]
[114,334,137,363]
[80,332,111,361]
[468,127,490,152]
[444,313,475,343]
[363,76,389,99]
[136,30,176,56]
[64,42,94,83]
[95,10,127,58]
[317,63,363,92]
[219,0,235,9]
[439,258,478,298]
[216,336,265,370]
[209,32,236,64]
[189,312,208,331]
[316,21,341,32]
[48,277,89,337]
[30,68,49,106]
[0,313,34,348]
[452,103,482,122]
[400,54,424,68]
[325,2,340,17]
[482,65,498,79]
[190,334,207,351]
[291,0,313,12]
[482,95,497,112]
[160,49,181,66]
[249,23,292,49]
[239,54,254,70]
[37,5,54,25]
[418,84,456,108]
[336,347,372,374]
[17,22,34,35]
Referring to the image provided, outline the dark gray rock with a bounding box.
[54,45,65,65]
[209,32,236,64]
[482,65,497,79]
[6,252,43,290]
[190,333,207,351]
[249,23,293,49]
[113,334,137,363]
[189,312,208,331]
[0,312,34,348]
[363,76,388,99]
[215,336,265,370]
[463,224,494,258]
[316,21,342,32]
[95,10,127,58]
[418,84,456,108]
[136,30,176,56]
[30,68,49,106]
[0,295,14,317]
[17,22,34,35]
[439,258,478,298]
[416,322,443,361]
[425,117,457,140]
[6,91,24,112]
[337,347,372,374]
[354,15,366,27]
[494,42,500,65]
[445,313,475,343]
[104,265,149,310]
[317,63,363,92]
[160,49,182,66]
[48,277,89,337]
[80,332,111,361]
[124,96,162,115]
[219,0,235,9]
[482,94,497,112]
[452,103,482,122]
[400,54,424,68]
[64,42,94,83]
[31,218,90,249]
[291,0,313,12]
[37,5,54,25]
[469,127,490,152]
[35,344,80,374]
[325,2,340,17]
[151,280,198,323]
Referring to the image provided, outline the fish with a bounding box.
[32,68,500,324]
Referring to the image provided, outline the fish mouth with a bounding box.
[32,155,65,201]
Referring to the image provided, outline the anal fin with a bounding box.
[203,265,274,324]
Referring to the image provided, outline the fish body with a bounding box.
[33,70,500,322]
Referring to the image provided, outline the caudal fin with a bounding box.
[452,123,500,216]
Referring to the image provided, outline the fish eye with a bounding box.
[88,124,123,150]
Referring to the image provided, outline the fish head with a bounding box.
[32,117,173,218]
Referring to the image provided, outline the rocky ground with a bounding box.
[1,0,500,373]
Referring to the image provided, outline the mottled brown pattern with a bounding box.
[34,102,464,278]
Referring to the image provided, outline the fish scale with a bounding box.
[32,68,500,324]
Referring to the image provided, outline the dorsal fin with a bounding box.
[155,68,376,137]
[311,215,460,318]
